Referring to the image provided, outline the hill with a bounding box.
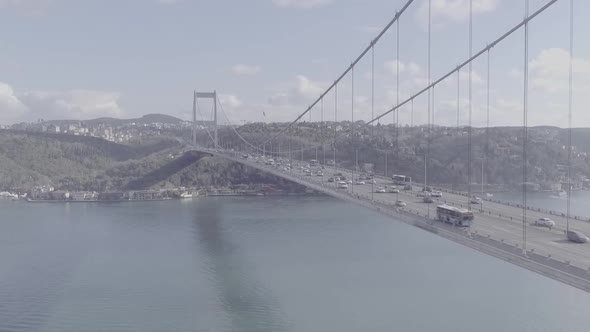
[0,130,181,190]
[46,113,185,127]
[0,130,308,193]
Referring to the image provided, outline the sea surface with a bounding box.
[1,195,590,332]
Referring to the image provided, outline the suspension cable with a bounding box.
[238,0,559,158]
[426,0,431,197]
[486,49,491,198]
[522,0,530,253]
[259,0,415,148]
[567,0,574,233]
[457,67,460,127]
[195,97,216,147]
[334,83,338,171]
[368,0,558,127]
[396,11,400,150]
[351,64,355,194]
[216,97,269,153]
[468,0,473,210]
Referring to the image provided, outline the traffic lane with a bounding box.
[256,160,590,268]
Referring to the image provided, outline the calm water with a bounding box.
[1,196,590,332]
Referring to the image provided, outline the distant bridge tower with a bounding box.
[192,90,218,150]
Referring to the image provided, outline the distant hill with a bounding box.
[46,113,186,127]
[0,130,181,190]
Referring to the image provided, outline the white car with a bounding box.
[470,196,482,204]
[535,217,555,229]
[376,187,387,193]
[389,188,400,193]
[395,200,406,207]
[431,191,442,197]
[356,181,366,185]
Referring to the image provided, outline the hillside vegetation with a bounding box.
[0,130,307,193]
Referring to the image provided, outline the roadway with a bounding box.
[198,148,590,290]
[245,154,590,272]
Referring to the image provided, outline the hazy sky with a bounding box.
[1,0,589,127]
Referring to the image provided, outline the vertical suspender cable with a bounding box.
[334,83,338,176]
[522,0,530,253]
[371,44,375,136]
[321,97,325,166]
[426,0,431,201]
[411,98,414,127]
[468,0,473,211]
[567,0,574,233]
[371,44,375,202]
[396,12,401,150]
[351,65,355,194]
[486,49,491,197]
[457,67,460,127]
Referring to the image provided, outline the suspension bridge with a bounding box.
[189,0,590,292]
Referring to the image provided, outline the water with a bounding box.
[1,196,589,332]
[493,189,590,218]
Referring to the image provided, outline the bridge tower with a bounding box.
[192,91,218,149]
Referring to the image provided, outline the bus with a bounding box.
[436,204,474,227]
[309,159,319,167]
[392,174,412,186]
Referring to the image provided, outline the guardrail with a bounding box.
[200,148,590,292]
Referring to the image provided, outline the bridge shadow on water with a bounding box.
[191,201,290,332]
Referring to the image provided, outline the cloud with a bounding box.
[529,48,590,94]
[156,0,182,4]
[19,90,124,121]
[384,59,422,76]
[416,0,500,26]
[272,0,333,9]
[0,83,125,124]
[219,94,243,108]
[0,82,28,123]
[231,64,261,76]
[269,75,327,106]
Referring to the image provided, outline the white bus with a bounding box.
[392,174,412,186]
[436,204,474,227]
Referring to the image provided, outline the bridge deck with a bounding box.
[199,148,590,293]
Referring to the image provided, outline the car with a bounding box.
[376,187,387,193]
[328,177,335,182]
[346,180,353,184]
[567,230,589,243]
[337,181,348,190]
[395,200,406,207]
[370,179,377,184]
[470,196,482,204]
[389,188,400,193]
[356,181,366,185]
[535,217,555,229]
[431,191,442,197]
[403,185,412,191]
[423,196,434,203]
[417,192,429,197]
[316,172,324,176]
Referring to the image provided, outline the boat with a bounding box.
[179,192,194,199]
[552,190,567,198]
[486,193,493,198]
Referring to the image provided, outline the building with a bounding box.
[129,190,163,200]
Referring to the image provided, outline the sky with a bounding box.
[1,0,589,127]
